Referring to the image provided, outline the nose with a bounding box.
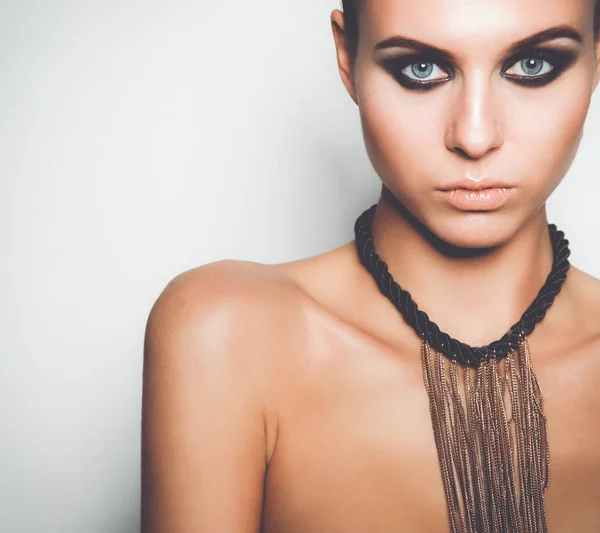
[445,72,504,160]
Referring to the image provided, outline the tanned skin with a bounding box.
[141,0,600,531]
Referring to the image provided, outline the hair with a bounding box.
[341,0,600,57]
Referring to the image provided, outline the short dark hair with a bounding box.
[341,0,600,57]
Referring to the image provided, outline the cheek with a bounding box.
[506,80,591,165]
[507,80,591,199]
[356,72,446,194]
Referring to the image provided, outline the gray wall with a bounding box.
[1,2,598,533]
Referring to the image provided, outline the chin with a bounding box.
[421,211,524,251]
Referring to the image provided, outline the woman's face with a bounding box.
[336,0,600,248]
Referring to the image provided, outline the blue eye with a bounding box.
[410,62,433,78]
[401,61,450,82]
[505,57,554,78]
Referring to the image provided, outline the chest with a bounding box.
[261,340,600,533]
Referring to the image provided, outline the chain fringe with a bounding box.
[421,335,549,533]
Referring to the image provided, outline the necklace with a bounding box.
[354,203,570,533]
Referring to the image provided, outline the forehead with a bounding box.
[359,0,593,51]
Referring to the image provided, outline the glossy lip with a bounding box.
[439,186,515,211]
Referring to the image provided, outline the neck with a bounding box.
[369,187,554,348]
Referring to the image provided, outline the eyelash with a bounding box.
[383,49,577,91]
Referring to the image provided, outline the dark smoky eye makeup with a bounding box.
[379,53,454,90]
[500,47,579,86]
[378,46,579,91]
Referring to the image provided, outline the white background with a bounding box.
[1,2,598,532]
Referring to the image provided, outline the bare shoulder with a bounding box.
[149,258,302,316]
[145,259,317,365]
[569,265,600,296]
[143,240,376,379]
[561,265,600,353]
[568,266,600,321]
[149,237,365,321]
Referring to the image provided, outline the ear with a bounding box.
[330,9,358,105]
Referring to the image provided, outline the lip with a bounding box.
[440,186,515,211]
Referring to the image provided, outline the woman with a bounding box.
[141,0,600,531]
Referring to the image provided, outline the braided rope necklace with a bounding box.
[354,203,571,533]
[355,203,570,367]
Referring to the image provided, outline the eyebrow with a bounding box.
[374,24,583,60]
